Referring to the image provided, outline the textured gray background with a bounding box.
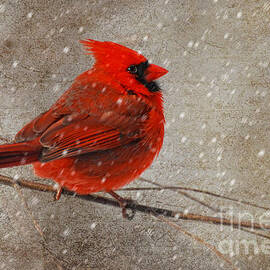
[1,0,270,269]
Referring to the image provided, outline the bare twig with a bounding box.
[154,215,237,270]
[124,182,270,211]
[11,179,45,240]
[43,244,69,269]
[0,174,270,231]
[240,228,270,240]
[139,177,223,213]
[0,136,10,143]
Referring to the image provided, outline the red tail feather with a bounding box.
[0,141,41,168]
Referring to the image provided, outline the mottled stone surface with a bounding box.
[0,0,270,269]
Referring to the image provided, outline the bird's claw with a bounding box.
[108,191,136,220]
[120,199,136,220]
[54,186,63,201]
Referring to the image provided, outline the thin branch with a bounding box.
[0,136,10,143]
[154,215,237,270]
[20,64,43,73]
[123,184,270,211]
[11,180,45,240]
[139,177,223,213]
[240,228,270,240]
[0,174,270,232]
[43,244,69,269]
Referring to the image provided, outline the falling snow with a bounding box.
[12,61,18,68]
[179,112,185,119]
[27,12,33,19]
[90,223,96,230]
[116,98,123,105]
[236,11,242,18]
[0,4,5,13]
[258,150,265,157]
[63,47,70,53]
[181,136,187,143]
[0,1,269,269]
[187,41,194,48]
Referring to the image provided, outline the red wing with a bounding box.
[15,104,70,143]
[15,111,51,142]
[39,116,133,162]
[14,74,151,162]
[55,75,151,137]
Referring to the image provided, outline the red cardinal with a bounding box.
[0,39,167,216]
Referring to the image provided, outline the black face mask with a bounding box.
[127,61,160,93]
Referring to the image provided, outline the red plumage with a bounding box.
[0,39,168,195]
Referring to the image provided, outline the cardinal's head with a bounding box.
[80,39,168,96]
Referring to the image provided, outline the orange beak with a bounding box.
[145,64,168,82]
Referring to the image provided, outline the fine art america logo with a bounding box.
[217,206,270,256]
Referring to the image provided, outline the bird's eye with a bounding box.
[127,65,138,74]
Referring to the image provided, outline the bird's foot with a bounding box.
[54,185,63,201]
[108,191,136,220]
